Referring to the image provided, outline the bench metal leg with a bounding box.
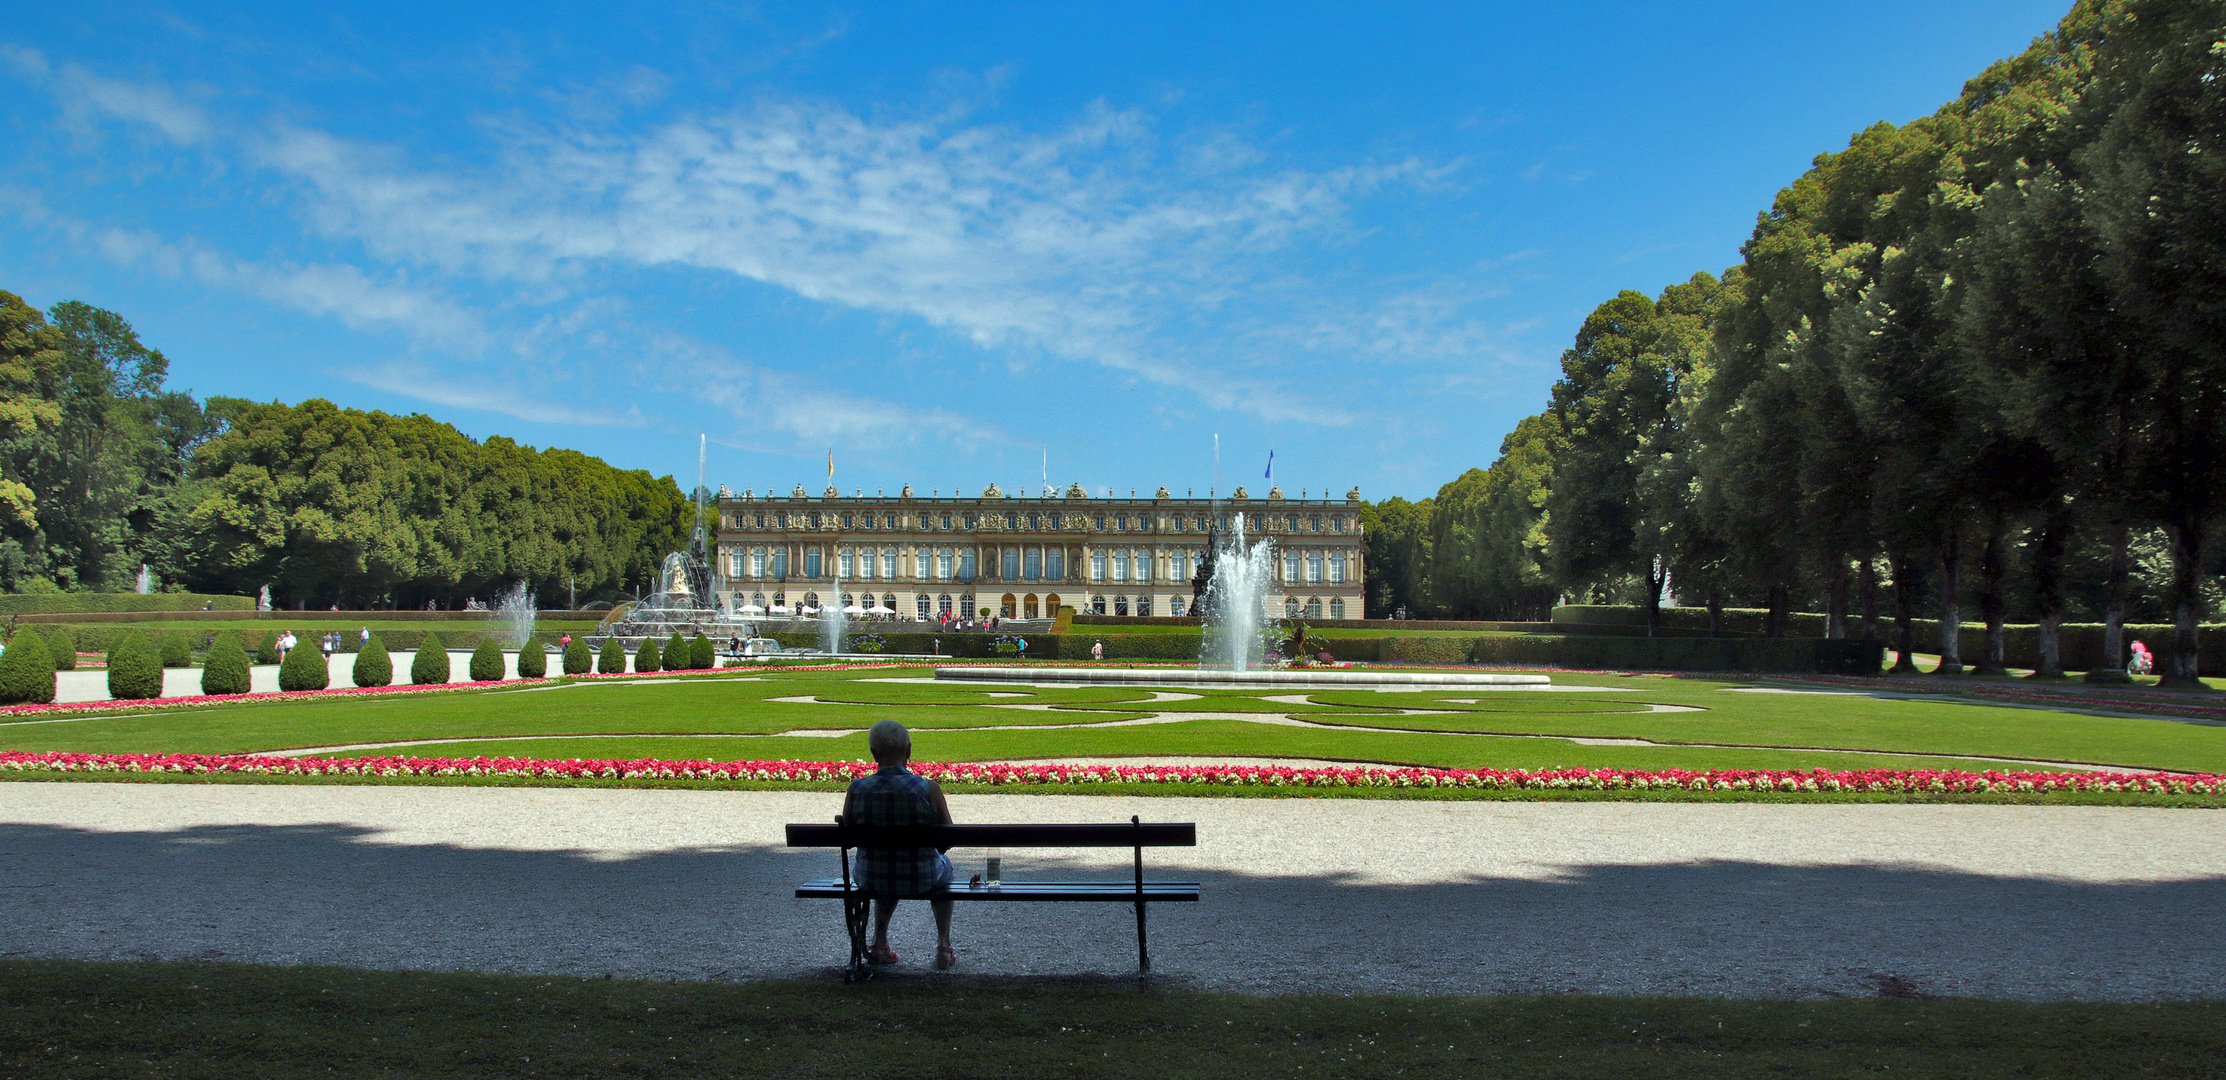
[843,895,872,983]
[1134,899,1150,973]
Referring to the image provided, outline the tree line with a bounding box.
[1363,0,2226,685]
[0,291,693,609]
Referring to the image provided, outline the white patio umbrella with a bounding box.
[738,604,764,615]
[844,603,867,614]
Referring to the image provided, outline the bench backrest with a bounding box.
[785,822,1196,849]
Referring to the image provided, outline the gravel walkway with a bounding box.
[2,782,2221,1000]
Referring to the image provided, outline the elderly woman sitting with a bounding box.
[844,719,957,969]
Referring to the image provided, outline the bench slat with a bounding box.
[796,878,1199,902]
[786,822,1196,848]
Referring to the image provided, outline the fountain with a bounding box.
[592,439,738,652]
[1196,515,1278,672]
[821,570,847,655]
[134,564,153,594]
[487,581,537,648]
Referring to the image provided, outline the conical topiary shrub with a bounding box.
[255,630,281,665]
[516,637,547,679]
[663,632,688,672]
[469,637,505,682]
[563,636,592,675]
[354,634,394,687]
[278,632,330,691]
[633,635,660,673]
[0,629,55,704]
[200,631,251,695]
[597,638,627,674]
[45,626,75,671]
[159,629,192,668]
[106,630,162,701]
[689,634,715,670]
[411,632,449,685]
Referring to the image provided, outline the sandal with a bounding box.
[866,944,900,966]
[934,945,957,971]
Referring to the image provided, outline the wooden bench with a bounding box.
[788,815,1200,981]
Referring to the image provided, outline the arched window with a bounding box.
[936,550,953,579]
[1114,595,1129,616]
[1170,596,1186,617]
[914,547,930,578]
[1308,551,1323,583]
[1135,549,1151,583]
[938,593,954,615]
[881,592,897,614]
[916,594,932,620]
[1001,593,1017,617]
[1090,595,1107,615]
[959,550,977,581]
[840,593,854,611]
[1329,597,1345,619]
[804,591,821,611]
[1137,595,1152,616]
[729,552,745,577]
[771,592,785,612]
[1304,596,1322,619]
[1024,548,1042,580]
[1047,549,1066,580]
[804,547,823,578]
[1113,551,1129,581]
[1284,552,1300,582]
[1023,594,1039,619]
[882,549,897,578]
[1045,593,1061,617]
[771,549,789,578]
[1003,549,1020,579]
[838,548,854,578]
[751,591,766,611]
[1284,596,1301,617]
[961,594,975,616]
[858,548,875,580]
[1091,550,1107,581]
[1330,552,1346,583]
[750,548,766,577]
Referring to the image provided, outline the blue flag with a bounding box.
[1264,450,1274,480]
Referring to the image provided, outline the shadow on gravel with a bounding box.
[2,821,2221,999]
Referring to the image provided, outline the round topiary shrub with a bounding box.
[410,632,449,685]
[0,629,56,704]
[44,626,75,671]
[160,629,193,668]
[254,630,281,666]
[468,638,505,682]
[597,639,627,674]
[278,633,330,691]
[516,637,547,679]
[633,635,660,673]
[689,634,715,670]
[663,632,688,672]
[563,637,592,675]
[106,630,163,701]
[354,634,393,687]
[200,631,251,696]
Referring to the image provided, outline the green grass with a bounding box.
[5,664,2226,775]
[3,958,2221,1079]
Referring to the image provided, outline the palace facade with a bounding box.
[712,482,1366,621]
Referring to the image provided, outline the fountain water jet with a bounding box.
[488,581,537,648]
[1197,514,1279,672]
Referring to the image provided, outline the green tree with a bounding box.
[254,630,281,665]
[468,638,505,682]
[105,630,161,700]
[199,631,251,695]
[1359,497,1434,618]
[633,635,660,673]
[563,636,593,675]
[354,634,394,688]
[689,634,714,670]
[43,625,75,671]
[516,637,547,679]
[278,634,329,691]
[159,629,192,668]
[662,631,687,671]
[0,629,55,704]
[410,633,448,685]
[597,639,627,674]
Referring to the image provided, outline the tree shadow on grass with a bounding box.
[1,820,2220,1000]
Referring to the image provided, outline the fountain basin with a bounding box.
[936,666,1549,687]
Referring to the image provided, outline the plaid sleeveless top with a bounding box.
[843,765,944,896]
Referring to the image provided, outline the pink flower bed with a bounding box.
[0,679,550,719]
[2,750,2219,796]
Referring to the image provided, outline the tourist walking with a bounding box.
[1090,639,1104,661]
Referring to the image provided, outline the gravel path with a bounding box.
[3,782,2221,1000]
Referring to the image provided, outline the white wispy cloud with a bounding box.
[343,361,650,428]
[1,44,212,144]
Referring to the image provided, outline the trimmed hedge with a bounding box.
[0,629,56,704]
[255,630,281,666]
[200,632,251,695]
[517,638,547,679]
[597,639,627,673]
[106,630,163,700]
[468,638,505,682]
[689,634,715,670]
[0,592,252,616]
[662,632,688,672]
[564,637,593,675]
[633,636,661,673]
[43,626,75,671]
[410,633,448,685]
[278,637,330,691]
[354,635,394,688]
[159,629,192,668]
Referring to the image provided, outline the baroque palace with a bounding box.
[713,482,1366,621]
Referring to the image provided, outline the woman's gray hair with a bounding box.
[867,719,911,762]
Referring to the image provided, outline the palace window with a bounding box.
[840,593,853,612]
[918,513,932,529]
[841,513,853,529]
[935,550,952,579]
[914,547,930,578]
[1048,514,1062,530]
[861,514,873,530]
[1135,549,1151,583]
[804,592,820,612]
[838,548,854,578]
[885,514,897,530]
[754,513,767,528]
[940,514,953,530]
[1170,596,1186,617]
[1114,595,1129,616]
[961,593,975,616]
[1006,513,1018,530]
[1287,515,1299,531]
[750,548,767,576]
[882,592,896,614]
[805,548,823,578]
[938,593,953,616]
[771,550,789,577]
[1335,517,1348,533]
[809,513,822,529]
[964,514,978,529]
[1307,551,1323,583]
[1093,515,1107,530]
[776,511,789,528]
[1112,551,1128,582]
[1330,552,1346,583]
[1028,513,1040,530]
[1003,549,1020,578]
[729,552,745,577]
[1170,552,1187,580]
[1285,597,1301,617]
[1137,595,1152,617]
[1116,514,1128,531]
[751,592,766,611]
[1001,594,1016,617]
[916,594,932,619]
[771,592,785,611]
[1024,549,1042,580]
[858,549,875,580]
[1310,516,1322,532]
[883,549,897,578]
[1305,597,1323,619]
[1174,517,1187,532]
[1284,552,1301,583]
[958,551,977,581]
[1329,597,1346,619]
[1091,550,1107,581]
[1091,595,1106,615]
[1046,549,1065,580]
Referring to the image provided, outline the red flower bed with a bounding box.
[2,750,2218,797]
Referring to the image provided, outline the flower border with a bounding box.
[3,750,2219,797]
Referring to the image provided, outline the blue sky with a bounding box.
[0,1,2069,500]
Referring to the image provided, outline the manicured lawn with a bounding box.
[5,664,2226,774]
[3,959,2220,1079]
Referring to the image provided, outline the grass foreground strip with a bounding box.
[4,958,2223,1080]
[8,750,2226,805]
